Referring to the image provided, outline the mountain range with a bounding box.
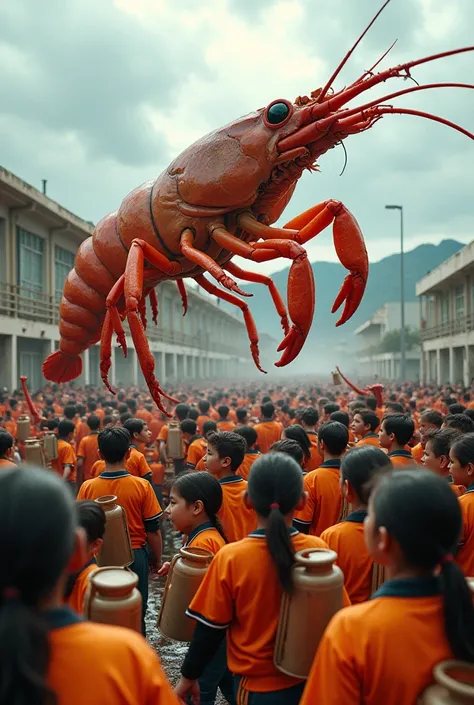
[223,239,464,355]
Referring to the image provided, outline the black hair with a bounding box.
[123,418,145,439]
[444,414,474,434]
[235,425,258,449]
[450,433,474,467]
[236,408,248,423]
[125,398,136,413]
[269,439,304,468]
[202,420,217,437]
[188,408,199,421]
[365,396,377,411]
[198,400,210,414]
[86,415,100,431]
[175,404,190,422]
[330,410,350,428]
[217,405,229,419]
[98,426,131,464]
[260,402,275,419]
[371,470,474,662]
[102,415,114,427]
[118,403,128,415]
[448,403,467,415]
[353,408,379,432]
[283,424,311,463]
[172,472,228,543]
[87,400,97,413]
[119,412,133,425]
[0,430,14,457]
[424,428,460,459]
[382,413,415,446]
[318,421,349,455]
[180,419,198,436]
[420,410,444,428]
[465,409,474,424]
[301,406,319,426]
[57,420,75,439]
[63,405,77,421]
[386,402,405,414]
[76,500,106,543]
[0,468,76,704]
[341,446,392,505]
[247,453,303,593]
[323,402,340,415]
[206,431,246,472]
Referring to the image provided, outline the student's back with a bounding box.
[218,475,256,542]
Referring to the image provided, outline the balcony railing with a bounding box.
[0,281,249,356]
[420,314,474,341]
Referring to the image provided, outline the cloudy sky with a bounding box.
[1,0,473,276]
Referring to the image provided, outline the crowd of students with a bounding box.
[1,378,474,703]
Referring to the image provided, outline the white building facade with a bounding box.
[355,302,420,381]
[0,167,274,393]
[417,241,474,386]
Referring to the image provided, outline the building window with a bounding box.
[427,295,435,327]
[17,228,44,294]
[54,246,75,302]
[440,292,450,324]
[455,284,465,320]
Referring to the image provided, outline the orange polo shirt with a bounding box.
[305,430,323,471]
[186,436,207,469]
[238,450,261,480]
[294,460,342,536]
[51,439,77,482]
[356,433,380,447]
[218,475,257,542]
[187,528,350,693]
[411,442,424,465]
[321,509,373,604]
[216,420,236,432]
[196,415,211,435]
[185,520,226,555]
[77,470,162,549]
[0,458,17,469]
[456,486,474,576]
[195,457,206,472]
[387,449,415,468]
[76,433,100,481]
[254,420,282,454]
[66,559,98,615]
[300,577,452,705]
[47,607,180,704]
[75,420,89,448]
[90,446,151,479]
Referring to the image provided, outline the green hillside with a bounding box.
[224,239,463,346]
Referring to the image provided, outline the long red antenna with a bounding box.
[318,0,393,103]
[335,366,367,396]
[19,376,41,425]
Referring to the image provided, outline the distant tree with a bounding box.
[378,326,420,353]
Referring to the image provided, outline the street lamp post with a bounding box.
[385,204,406,381]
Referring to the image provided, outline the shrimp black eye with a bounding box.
[266,101,291,126]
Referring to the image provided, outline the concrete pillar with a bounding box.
[448,347,454,385]
[420,350,425,387]
[83,349,90,385]
[436,349,441,385]
[193,356,200,380]
[464,346,469,387]
[172,353,178,381]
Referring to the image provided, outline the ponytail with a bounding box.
[371,469,474,663]
[440,560,474,661]
[209,514,229,544]
[0,598,56,705]
[0,468,76,705]
[172,472,228,542]
[247,453,304,594]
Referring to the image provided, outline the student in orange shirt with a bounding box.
[422,428,464,496]
[254,402,282,454]
[269,438,304,469]
[301,470,474,705]
[158,402,189,473]
[330,410,355,444]
[77,427,163,634]
[449,433,474,576]
[216,405,236,432]
[322,402,340,423]
[0,466,179,705]
[300,406,323,470]
[175,453,351,705]
[283,424,312,470]
[412,410,444,465]
[205,431,256,542]
[351,409,380,446]
[234,426,261,480]
[51,420,77,492]
[194,420,218,472]
[0,429,16,468]
[76,415,101,487]
[294,421,349,536]
[443,413,474,434]
[196,399,212,435]
[65,500,105,615]
[378,414,415,467]
[182,419,207,470]
[90,417,153,482]
[321,446,392,604]
[160,471,233,705]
